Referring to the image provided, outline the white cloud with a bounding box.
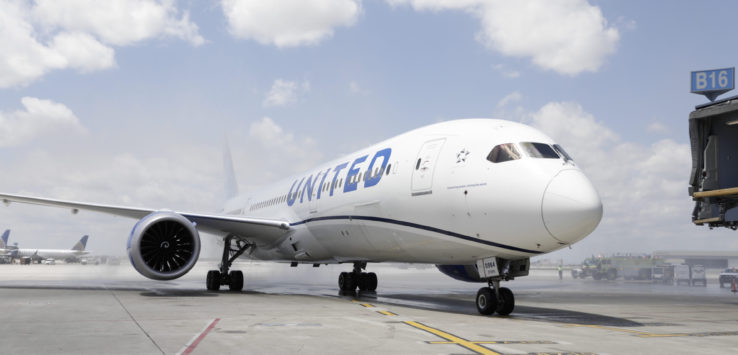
[492,64,520,78]
[31,0,205,46]
[263,79,310,107]
[389,0,620,76]
[349,80,370,95]
[496,91,522,108]
[50,32,116,72]
[222,0,362,47]
[0,0,203,88]
[0,97,85,147]
[647,121,669,134]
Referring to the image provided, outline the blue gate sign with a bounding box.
[691,67,734,101]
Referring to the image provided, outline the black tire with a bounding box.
[229,270,244,291]
[496,287,515,316]
[367,272,378,291]
[476,287,496,315]
[338,272,354,291]
[358,273,369,291]
[206,270,220,291]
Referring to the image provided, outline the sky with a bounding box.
[1,0,737,263]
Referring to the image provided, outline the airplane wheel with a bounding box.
[229,270,244,291]
[357,273,370,291]
[338,272,354,291]
[367,272,378,291]
[496,287,515,316]
[206,270,220,291]
[476,287,496,315]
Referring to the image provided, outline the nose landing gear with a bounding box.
[338,261,378,292]
[476,279,515,316]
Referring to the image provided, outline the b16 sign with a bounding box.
[691,67,734,101]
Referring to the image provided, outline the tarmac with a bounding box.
[0,261,737,354]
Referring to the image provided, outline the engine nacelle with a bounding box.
[127,211,201,280]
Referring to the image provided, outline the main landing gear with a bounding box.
[338,261,378,292]
[206,235,252,292]
[476,279,515,316]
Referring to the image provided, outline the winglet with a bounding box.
[223,140,239,200]
[72,235,88,251]
[0,229,9,249]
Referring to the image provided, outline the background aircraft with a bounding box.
[0,119,602,315]
[12,235,90,263]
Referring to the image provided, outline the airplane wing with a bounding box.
[0,193,290,244]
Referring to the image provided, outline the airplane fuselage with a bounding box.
[223,119,602,266]
[15,249,88,260]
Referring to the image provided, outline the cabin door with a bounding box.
[411,138,446,196]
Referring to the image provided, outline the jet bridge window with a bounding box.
[487,143,521,163]
[520,142,559,159]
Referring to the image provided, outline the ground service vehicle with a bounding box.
[690,265,707,286]
[572,255,655,280]
[571,256,617,280]
[675,264,691,285]
[652,265,675,284]
[719,268,738,288]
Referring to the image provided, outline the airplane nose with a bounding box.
[542,169,603,244]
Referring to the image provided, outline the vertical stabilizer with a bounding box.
[0,229,9,249]
[72,235,88,251]
[224,141,239,200]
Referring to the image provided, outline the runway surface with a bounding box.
[1,261,737,354]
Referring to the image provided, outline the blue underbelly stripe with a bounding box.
[290,215,542,254]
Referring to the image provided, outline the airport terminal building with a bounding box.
[654,250,738,269]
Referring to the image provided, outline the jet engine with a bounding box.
[127,211,201,280]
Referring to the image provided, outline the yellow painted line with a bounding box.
[429,340,556,345]
[404,321,501,355]
[359,303,374,308]
[377,310,397,316]
[566,324,653,336]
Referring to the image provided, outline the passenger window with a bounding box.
[487,143,521,163]
[553,144,574,162]
[520,142,559,159]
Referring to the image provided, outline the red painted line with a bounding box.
[179,318,220,355]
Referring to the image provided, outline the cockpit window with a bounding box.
[553,144,574,162]
[520,142,559,159]
[487,143,521,163]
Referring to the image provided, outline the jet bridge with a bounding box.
[689,95,738,229]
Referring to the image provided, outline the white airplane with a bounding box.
[0,229,12,255]
[0,119,602,315]
[12,235,90,263]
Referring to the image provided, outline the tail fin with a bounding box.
[71,235,88,251]
[0,229,9,249]
[223,141,239,200]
